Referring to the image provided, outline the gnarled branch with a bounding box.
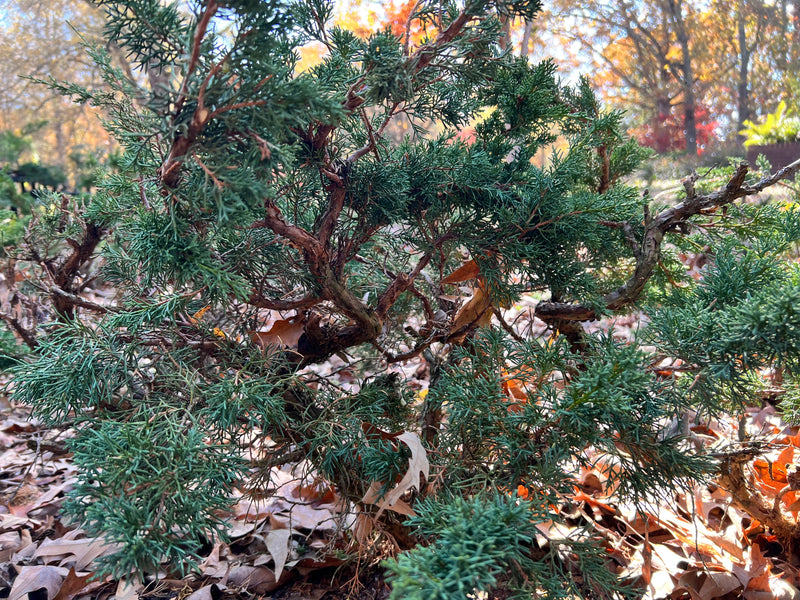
[536,158,800,323]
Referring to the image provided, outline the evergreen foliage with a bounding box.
[6,0,800,596]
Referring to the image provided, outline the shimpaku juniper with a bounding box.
[8,0,800,597]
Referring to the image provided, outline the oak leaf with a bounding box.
[448,284,493,343]
[442,259,480,284]
[251,316,305,350]
[362,432,429,518]
[8,566,65,600]
[266,528,292,581]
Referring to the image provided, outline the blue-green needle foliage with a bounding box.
[648,203,800,410]
[7,0,800,594]
[387,493,624,600]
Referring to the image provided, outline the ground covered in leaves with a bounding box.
[4,342,800,600]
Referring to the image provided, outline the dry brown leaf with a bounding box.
[231,493,283,522]
[363,432,428,519]
[7,482,41,516]
[250,317,305,350]
[266,528,292,581]
[33,537,117,570]
[8,566,66,600]
[10,529,35,564]
[30,478,76,510]
[743,578,800,600]
[185,584,225,600]
[225,566,280,594]
[352,512,374,544]
[294,482,337,505]
[678,570,742,600]
[579,469,605,495]
[533,519,574,546]
[648,571,677,599]
[572,490,615,515]
[0,530,22,559]
[442,260,480,284]
[741,544,772,593]
[648,543,690,573]
[51,568,93,600]
[654,516,727,558]
[200,543,229,579]
[225,518,260,539]
[272,503,337,531]
[189,305,212,324]
[114,578,141,600]
[361,482,416,516]
[700,529,745,561]
[0,514,33,530]
[448,285,493,343]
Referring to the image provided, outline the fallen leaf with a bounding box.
[251,317,305,350]
[294,482,337,505]
[649,543,690,573]
[0,530,21,552]
[266,528,292,581]
[753,458,788,493]
[189,305,212,324]
[295,555,345,574]
[448,284,493,343]
[534,518,575,544]
[52,568,92,600]
[572,490,615,515]
[678,570,742,600]
[353,512,374,544]
[744,543,772,592]
[186,584,225,600]
[225,566,280,593]
[114,578,141,600]
[7,482,41,516]
[648,571,677,599]
[362,432,429,518]
[34,537,118,570]
[200,543,228,579]
[361,482,416,516]
[8,566,66,600]
[743,578,800,600]
[0,514,32,529]
[653,516,721,558]
[442,260,480,284]
[231,494,282,522]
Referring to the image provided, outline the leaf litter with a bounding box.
[5,281,800,599]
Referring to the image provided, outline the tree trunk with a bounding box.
[521,20,533,57]
[654,96,672,153]
[683,89,698,155]
[736,0,751,140]
[498,14,511,51]
[667,0,698,155]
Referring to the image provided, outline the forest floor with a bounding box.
[3,323,800,600]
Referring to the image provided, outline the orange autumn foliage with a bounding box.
[384,0,430,48]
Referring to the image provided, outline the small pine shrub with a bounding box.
[4,0,800,596]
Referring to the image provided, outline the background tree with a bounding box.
[542,0,800,152]
[0,0,118,185]
[696,0,794,141]
[7,0,800,598]
[540,0,706,154]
